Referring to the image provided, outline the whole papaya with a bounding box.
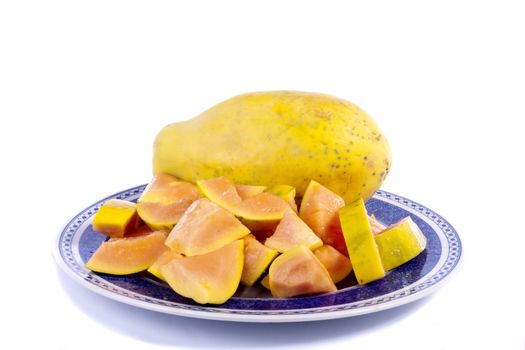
[153,91,391,203]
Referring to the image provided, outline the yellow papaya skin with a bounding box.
[375,217,427,271]
[153,91,391,203]
[92,199,139,238]
[339,198,385,285]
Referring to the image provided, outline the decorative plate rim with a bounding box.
[54,185,462,322]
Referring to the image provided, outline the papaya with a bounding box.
[264,210,323,253]
[153,91,391,204]
[92,199,140,238]
[313,245,353,283]
[165,198,250,256]
[85,230,168,275]
[339,198,385,285]
[196,177,242,214]
[160,240,244,304]
[299,180,347,256]
[269,245,337,298]
[137,173,200,230]
[375,217,427,271]
[241,234,278,286]
[238,192,291,221]
[197,177,290,221]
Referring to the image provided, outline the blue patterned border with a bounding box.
[55,186,462,320]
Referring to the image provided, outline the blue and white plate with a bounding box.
[54,185,462,322]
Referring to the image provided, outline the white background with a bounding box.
[1,1,524,349]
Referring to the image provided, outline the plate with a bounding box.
[54,185,462,322]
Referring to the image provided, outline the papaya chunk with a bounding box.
[375,217,427,270]
[264,210,323,253]
[137,173,200,230]
[313,245,353,283]
[85,230,168,275]
[160,240,244,304]
[197,177,290,221]
[165,198,250,256]
[238,193,291,221]
[269,245,336,298]
[197,177,242,213]
[92,199,140,238]
[339,198,385,285]
[241,234,278,286]
[299,180,347,256]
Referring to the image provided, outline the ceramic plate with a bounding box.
[54,185,462,322]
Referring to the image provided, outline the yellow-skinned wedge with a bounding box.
[339,198,385,285]
[241,234,278,287]
[375,217,427,271]
[92,199,140,238]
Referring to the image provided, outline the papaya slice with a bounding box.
[339,198,385,285]
[269,245,336,298]
[264,210,323,253]
[85,230,168,275]
[375,216,427,271]
[198,177,290,221]
[92,199,140,238]
[137,173,200,230]
[313,245,353,283]
[299,180,348,256]
[235,184,267,199]
[241,234,279,286]
[237,192,290,220]
[165,198,250,256]
[160,240,245,304]
[265,185,298,213]
[196,177,242,213]
[147,250,182,281]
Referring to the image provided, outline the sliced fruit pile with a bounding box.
[86,174,427,304]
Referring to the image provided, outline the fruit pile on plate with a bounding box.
[86,174,426,304]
